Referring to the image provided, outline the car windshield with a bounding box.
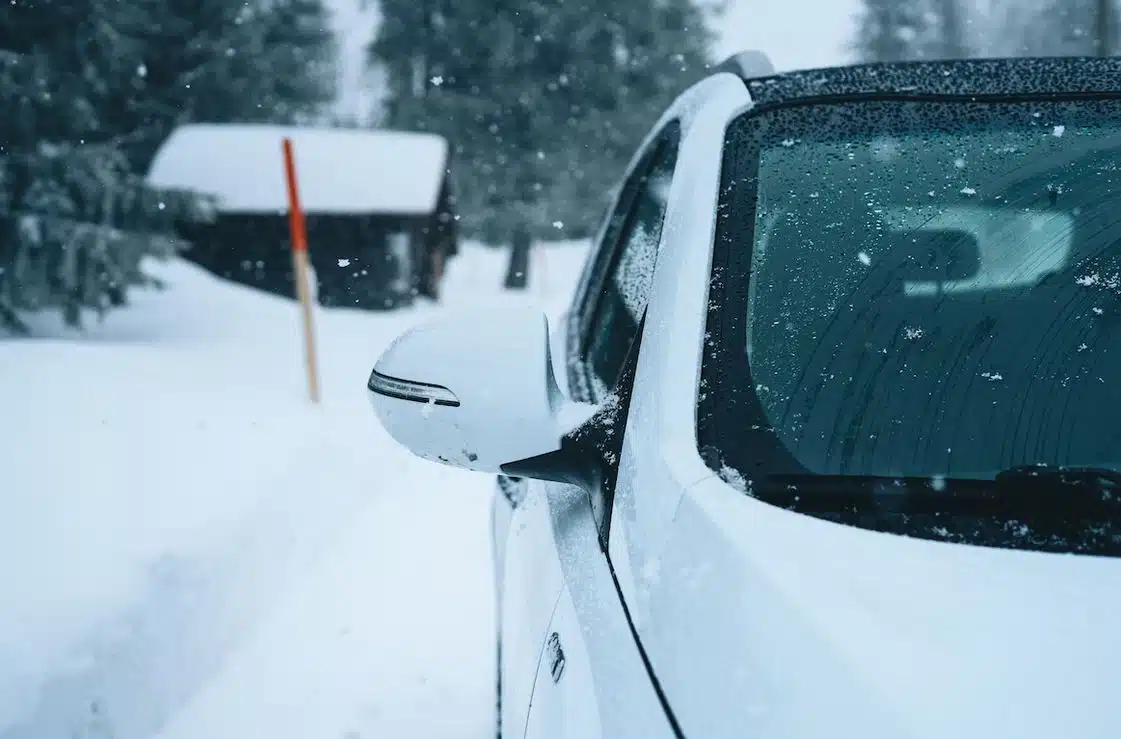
[715,97,1121,481]
[702,96,1121,553]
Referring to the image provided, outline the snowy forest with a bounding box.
[0,0,1115,331]
[0,0,338,332]
[856,0,1115,61]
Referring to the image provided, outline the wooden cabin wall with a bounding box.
[174,213,430,310]
[411,179,460,300]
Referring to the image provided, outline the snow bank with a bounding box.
[146,124,449,215]
[0,240,589,738]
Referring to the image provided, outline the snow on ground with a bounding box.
[0,241,589,739]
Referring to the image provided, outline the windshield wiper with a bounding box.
[753,465,1121,518]
[993,464,1121,513]
[748,466,1121,557]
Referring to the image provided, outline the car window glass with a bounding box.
[583,134,679,397]
[708,98,1121,481]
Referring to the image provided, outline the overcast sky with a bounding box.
[714,0,860,71]
[327,0,862,121]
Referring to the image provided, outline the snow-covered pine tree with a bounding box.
[1098,0,1116,55]
[946,0,1034,57]
[853,0,932,62]
[258,0,340,122]
[854,0,980,62]
[532,0,713,238]
[0,0,208,333]
[933,0,969,58]
[368,0,711,242]
[998,0,1114,57]
[113,0,339,172]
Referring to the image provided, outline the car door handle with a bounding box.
[546,632,566,684]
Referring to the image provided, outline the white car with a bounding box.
[368,52,1121,739]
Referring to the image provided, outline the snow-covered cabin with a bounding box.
[146,123,457,309]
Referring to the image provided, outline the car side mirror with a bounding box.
[367,308,596,475]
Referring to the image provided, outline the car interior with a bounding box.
[749,142,1121,482]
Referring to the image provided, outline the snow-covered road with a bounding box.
[0,242,586,738]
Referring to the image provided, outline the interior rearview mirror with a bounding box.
[883,228,982,282]
[367,308,594,475]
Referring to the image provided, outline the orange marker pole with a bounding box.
[282,137,321,404]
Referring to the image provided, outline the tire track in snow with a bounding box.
[0,437,373,739]
[153,467,497,739]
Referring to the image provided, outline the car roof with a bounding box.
[711,50,776,80]
[715,56,1121,106]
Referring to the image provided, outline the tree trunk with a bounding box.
[1097,0,1112,56]
[503,223,531,290]
[428,246,446,299]
[937,0,967,58]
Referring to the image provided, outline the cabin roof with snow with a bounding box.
[146,124,450,216]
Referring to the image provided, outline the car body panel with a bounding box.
[498,480,565,738]
[490,56,1121,739]
[605,72,751,630]
[605,57,1121,739]
[501,75,754,739]
[524,482,675,739]
[501,473,677,739]
[640,474,1121,739]
[492,306,576,736]
[498,475,677,739]
[524,583,601,739]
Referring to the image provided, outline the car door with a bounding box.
[492,252,578,739]
[497,473,565,739]
[521,123,683,739]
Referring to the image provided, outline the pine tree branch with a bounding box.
[0,208,186,248]
[0,297,29,335]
